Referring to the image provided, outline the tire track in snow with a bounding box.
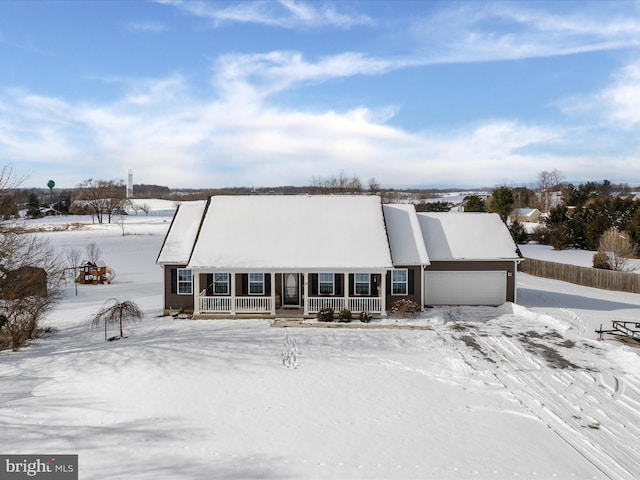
[445,326,640,480]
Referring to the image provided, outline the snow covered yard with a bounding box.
[1,213,640,479]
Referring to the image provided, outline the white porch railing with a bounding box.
[236,296,272,313]
[200,296,232,313]
[199,296,272,314]
[308,297,382,314]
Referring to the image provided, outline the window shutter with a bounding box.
[206,274,213,295]
[170,268,177,294]
[265,273,271,295]
[241,274,248,295]
[348,274,354,296]
[409,269,415,295]
[385,271,391,295]
[311,274,318,295]
[335,274,343,296]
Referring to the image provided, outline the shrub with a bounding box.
[592,250,611,270]
[338,309,352,322]
[317,307,334,322]
[509,220,528,244]
[390,299,421,317]
[359,311,372,323]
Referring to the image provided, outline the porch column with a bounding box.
[343,273,349,313]
[303,272,309,316]
[270,272,276,315]
[380,271,387,316]
[230,272,236,315]
[193,269,201,315]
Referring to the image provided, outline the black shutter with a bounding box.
[385,271,391,295]
[206,274,213,295]
[170,268,177,294]
[348,274,354,296]
[241,274,248,295]
[311,274,318,295]
[335,274,343,296]
[265,273,271,295]
[408,269,415,295]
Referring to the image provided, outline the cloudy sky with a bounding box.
[1,1,640,189]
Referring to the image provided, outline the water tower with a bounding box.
[127,169,134,198]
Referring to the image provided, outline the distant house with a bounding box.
[511,208,541,223]
[157,196,522,317]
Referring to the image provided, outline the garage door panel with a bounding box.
[425,271,506,306]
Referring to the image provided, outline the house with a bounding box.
[511,208,541,223]
[157,195,522,317]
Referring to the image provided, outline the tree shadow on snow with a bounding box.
[518,287,640,311]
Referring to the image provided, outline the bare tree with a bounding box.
[593,228,638,272]
[0,165,61,351]
[310,171,363,194]
[86,242,102,264]
[74,178,127,224]
[537,169,564,212]
[66,248,82,296]
[90,298,144,340]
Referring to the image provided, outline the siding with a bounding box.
[385,266,422,307]
[163,265,195,312]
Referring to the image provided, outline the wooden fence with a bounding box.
[520,257,640,294]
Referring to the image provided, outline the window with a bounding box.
[213,273,230,295]
[249,273,265,295]
[391,269,408,295]
[354,273,370,295]
[177,269,192,295]
[318,273,334,295]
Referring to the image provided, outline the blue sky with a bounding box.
[2,1,640,189]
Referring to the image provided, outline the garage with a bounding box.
[425,270,507,306]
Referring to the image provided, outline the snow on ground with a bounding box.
[521,243,640,271]
[1,209,640,479]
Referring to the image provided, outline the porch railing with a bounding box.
[199,296,272,314]
[308,296,382,314]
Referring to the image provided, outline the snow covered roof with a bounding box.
[417,212,520,261]
[156,200,208,265]
[188,195,393,271]
[512,208,540,218]
[382,204,430,266]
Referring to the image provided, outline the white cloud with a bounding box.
[124,21,167,33]
[158,0,373,30]
[411,2,640,64]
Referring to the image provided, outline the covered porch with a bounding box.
[193,271,387,317]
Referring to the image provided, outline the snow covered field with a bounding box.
[2,208,640,479]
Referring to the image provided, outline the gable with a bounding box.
[382,204,430,266]
[156,200,208,265]
[417,212,520,261]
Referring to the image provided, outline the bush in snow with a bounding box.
[359,311,372,323]
[317,307,334,322]
[338,308,352,322]
[390,299,421,317]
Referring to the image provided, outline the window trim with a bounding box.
[318,273,335,296]
[177,268,193,295]
[249,272,265,295]
[391,269,408,296]
[354,273,370,296]
[213,272,230,295]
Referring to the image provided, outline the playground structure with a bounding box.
[75,261,116,285]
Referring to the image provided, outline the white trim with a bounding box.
[318,272,335,296]
[248,272,265,295]
[177,268,193,295]
[213,272,230,295]
[354,273,371,296]
[391,268,408,296]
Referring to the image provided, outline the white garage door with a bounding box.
[425,271,507,306]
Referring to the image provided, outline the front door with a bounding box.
[282,273,301,307]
